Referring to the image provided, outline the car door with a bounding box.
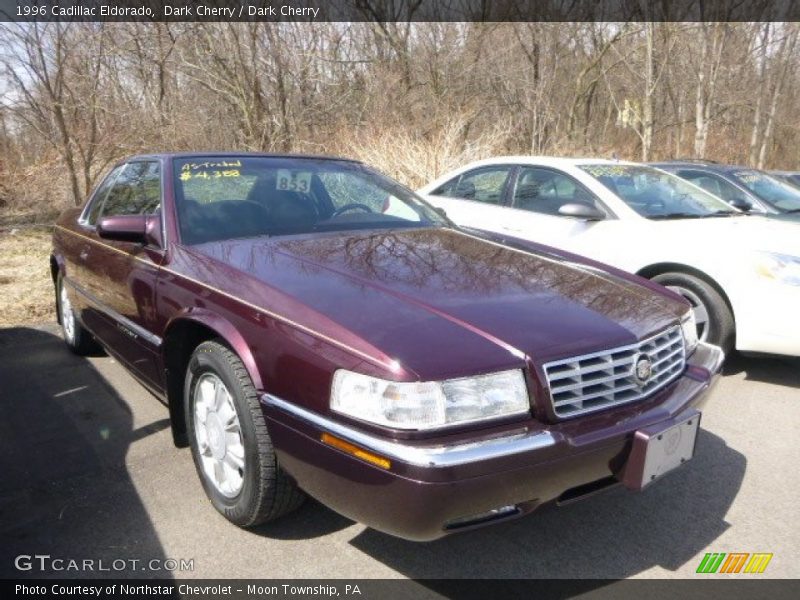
[66,164,125,323]
[423,165,517,231]
[491,166,627,257]
[79,160,165,388]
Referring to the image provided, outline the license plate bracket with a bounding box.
[621,410,701,491]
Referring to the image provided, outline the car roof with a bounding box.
[121,151,362,163]
[650,161,754,174]
[460,156,642,169]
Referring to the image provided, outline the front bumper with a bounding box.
[734,279,800,356]
[262,342,724,541]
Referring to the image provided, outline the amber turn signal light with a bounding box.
[320,433,391,470]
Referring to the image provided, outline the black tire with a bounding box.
[651,272,735,354]
[56,273,100,355]
[184,340,304,527]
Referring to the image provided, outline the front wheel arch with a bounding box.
[637,263,736,353]
[162,312,264,448]
[50,255,63,323]
[636,262,736,323]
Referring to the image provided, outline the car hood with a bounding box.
[190,228,687,380]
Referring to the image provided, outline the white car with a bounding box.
[418,157,800,357]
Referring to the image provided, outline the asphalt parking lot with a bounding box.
[1,323,798,581]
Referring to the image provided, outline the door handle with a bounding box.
[79,249,89,261]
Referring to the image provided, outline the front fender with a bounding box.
[163,308,264,391]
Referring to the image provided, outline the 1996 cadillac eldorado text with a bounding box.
[50,153,724,540]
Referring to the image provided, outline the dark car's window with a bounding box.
[580,164,736,219]
[431,167,511,204]
[82,165,125,225]
[173,157,446,244]
[676,169,746,204]
[772,173,800,189]
[512,167,604,216]
[100,161,162,219]
[730,170,800,212]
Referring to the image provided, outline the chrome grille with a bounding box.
[543,326,685,419]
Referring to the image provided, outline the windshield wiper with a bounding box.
[699,210,740,218]
[784,208,800,214]
[648,210,738,220]
[648,212,705,220]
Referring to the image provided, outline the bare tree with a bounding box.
[1,21,800,216]
[756,24,798,168]
[692,23,730,158]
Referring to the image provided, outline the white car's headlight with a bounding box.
[330,369,530,430]
[756,252,800,286]
[681,311,699,356]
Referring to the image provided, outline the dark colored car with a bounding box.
[652,161,800,222]
[770,171,800,189]
[51,153,723,541]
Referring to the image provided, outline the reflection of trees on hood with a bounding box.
[268,229,680,330]
[188,227,680,334]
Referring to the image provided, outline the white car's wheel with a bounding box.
[652,272,734,354]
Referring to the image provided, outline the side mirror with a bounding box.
[558,203,606,221]
[97,215,148,244]
[729,198,753,212]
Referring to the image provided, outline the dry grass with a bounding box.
[0,227,55,327]
[342,118,511,189]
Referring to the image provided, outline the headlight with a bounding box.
[330,369,530,430]
[756,252,800,286]
[681,311,699,355]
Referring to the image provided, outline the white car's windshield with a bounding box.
[580,164,738,219]
[731,170,800,212]
[173,156,447,244]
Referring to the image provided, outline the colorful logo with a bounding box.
[696,552,773,574]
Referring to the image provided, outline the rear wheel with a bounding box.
[651,272,734,354]
[56,273,99,355]
[185,340,304,527]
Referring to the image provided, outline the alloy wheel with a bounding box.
[666,285,710,343]
[60,283,76,344]
[193,372,246,498]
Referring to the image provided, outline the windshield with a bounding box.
[173,157,446,244]
[579,164,738,219]
[730,170,800,212]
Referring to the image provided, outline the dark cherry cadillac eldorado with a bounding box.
[50,153,724,540]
